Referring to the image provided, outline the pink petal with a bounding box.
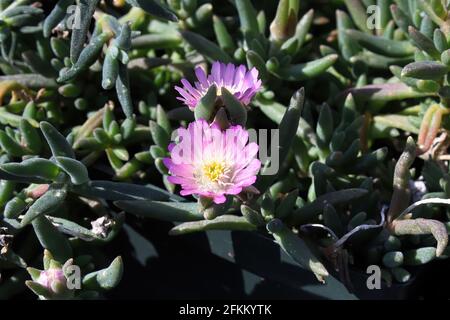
[233,159,261,183]
[213,194,227,204]
[195,66,208,86]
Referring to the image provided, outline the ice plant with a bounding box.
[26,251,74,300]
[5,0,450,300]
[164,120,261,204]
[175,61,262,109]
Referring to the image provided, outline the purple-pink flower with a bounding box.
[164,119,261,204]
[175,61,262,110]
[37,268,67,293]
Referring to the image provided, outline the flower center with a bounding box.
[203,161,226,182]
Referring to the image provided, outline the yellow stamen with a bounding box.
[203,161,225,182]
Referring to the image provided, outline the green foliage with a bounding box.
[1,0,450,300]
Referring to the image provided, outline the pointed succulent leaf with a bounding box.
[26,267,42,282]
[125,0,178,22]
[102,49,119,90]
[401,61,448,81]
[70,0,100,63]
[20,119,42,154]
[272,55,338,81]
[55,157,89,185]
[50,37,70,59]
[235,0,259,35]
[46,216,100,241]
[83,256,123,290]
[115,200,203,222]
[418,0,446,25]
[169,215,257,235]
[241,205,266,226]
[4,197,27,219]
[112,147,129,162]
[180,30,232,63]
[290,188,369,225]
[316,104,333,146]
[0,158,60,181]
[336,10,360,60]
[43,0,74,37]
[276,189,299,220]
[213,15,235,53]
[246,50,268,82]
[116,64,134,118]
[221,88,247,126]
[433,29,448,52]
[40,122,75,159]
[32,216,72,263]
[346,83,433,103]
[279,88,304,164]
[387,136,416,221]
[149,120,170,150]
[343,0,371,33]
[390,4,413,34]
[25,280,52,298]
[58,33,110,83]
[73,180,182,201]
[21,189,67,226]
[345,29,415,57]
[0,130,24,157]
[194,85,217,121]
[270,0,298,41]
[156,105,171,135]
[267,219,329,282]
[408,26,441,60]
[288,8,314,53]
[323,202,345,236]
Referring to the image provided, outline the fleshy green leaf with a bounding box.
[55,157,89,185]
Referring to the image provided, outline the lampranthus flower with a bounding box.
[164,120,261,204]
[175,61,262,110]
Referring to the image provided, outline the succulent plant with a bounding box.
[1,0,450,300]
[26,250,122,300]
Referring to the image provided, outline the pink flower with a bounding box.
[37,268,67,293]
[164,120,261,204]
[175,61,262,110]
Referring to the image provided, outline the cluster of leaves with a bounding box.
[1,0,450,299]
[0,0,179,299]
